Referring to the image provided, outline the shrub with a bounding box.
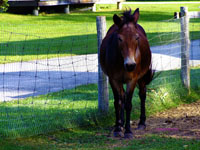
[0,0,9,12]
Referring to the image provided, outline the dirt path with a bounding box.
[131,100,200,140]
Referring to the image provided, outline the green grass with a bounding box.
[0,3,200,149]
[1,68,200,138]
[119,135,200,150]
[0,3,200,64]
[1,131,200,150]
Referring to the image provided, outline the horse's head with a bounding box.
[113,8,140,72]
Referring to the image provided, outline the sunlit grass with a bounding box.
[0,2,200,149]
[0,2,200,141]
[1,67,199,138]
[0,3,199,64]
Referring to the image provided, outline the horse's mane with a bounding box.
[121,9,134,24]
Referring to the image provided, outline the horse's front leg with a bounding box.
[109,79,125,137]
[137,81,147,130]
[124,81,136,138]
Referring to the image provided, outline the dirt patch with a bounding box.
[131,100,200,140]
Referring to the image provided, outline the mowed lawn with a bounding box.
[0,3,200,63]
[0,2,200,150]
[1,68,200,149]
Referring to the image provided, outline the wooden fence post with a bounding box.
[180,6,190,90]
[33,7,39,16]
[92,3,96,12]
[64,5,70,14]
[96,16,109,113]
[174,12,179,19]
[117,2,122,10]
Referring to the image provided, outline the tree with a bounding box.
[0,0,9,12]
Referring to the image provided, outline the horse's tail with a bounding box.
[143,66,155,85]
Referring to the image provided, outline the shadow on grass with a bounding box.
[1,30,199,58]
[0,68,199,139]
[0,94,114,139]
[0,33,98,56]
[0,84,115,138]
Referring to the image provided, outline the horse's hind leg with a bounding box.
[109,79,125,137]
[137,80,147,130]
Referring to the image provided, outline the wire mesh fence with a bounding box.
[0,23,100,138]
[147,17,200,88]
[0,16,200,138]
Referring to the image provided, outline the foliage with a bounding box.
[0,0,9,12]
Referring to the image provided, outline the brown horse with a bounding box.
[100,8,154,138]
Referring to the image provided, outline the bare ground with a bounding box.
[131,100,200,140]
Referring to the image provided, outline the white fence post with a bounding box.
[180,6,190,90]
[92,3,96,12]
[64,5,70,14]
[33,7,39,16]
[96,16,109,113]
[117,2,122,10]
[174,12,179,19]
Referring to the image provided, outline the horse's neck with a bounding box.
[106,33,123,66]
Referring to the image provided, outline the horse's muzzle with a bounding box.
[125,63,136,72]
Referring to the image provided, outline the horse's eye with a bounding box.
[135,34,139,41]
[136,36,139,41]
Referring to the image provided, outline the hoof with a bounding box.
[113,131,124,137]
[124,132,133,139]
[136,124,146,130]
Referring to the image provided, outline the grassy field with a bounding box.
[0,3,200,149]
[1,131,200,150]
[1,68,200,137]
[0,3,200,64]
[0,67,200,149]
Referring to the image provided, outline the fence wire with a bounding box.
[0,23,99,138]
[0,18,200,138]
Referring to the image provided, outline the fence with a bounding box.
[175,7,200,90]
[93,1,200,11]
[0,23,100,138]
[97,6,200,111]
[0,9,200,138]
[96,16,109,113]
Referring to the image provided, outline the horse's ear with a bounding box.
[113,14,121,27]
[133,8,139,24]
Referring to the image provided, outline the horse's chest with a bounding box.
[123,72,137,83]
[111,70,136,83]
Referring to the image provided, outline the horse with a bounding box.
[100,8,154,138]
